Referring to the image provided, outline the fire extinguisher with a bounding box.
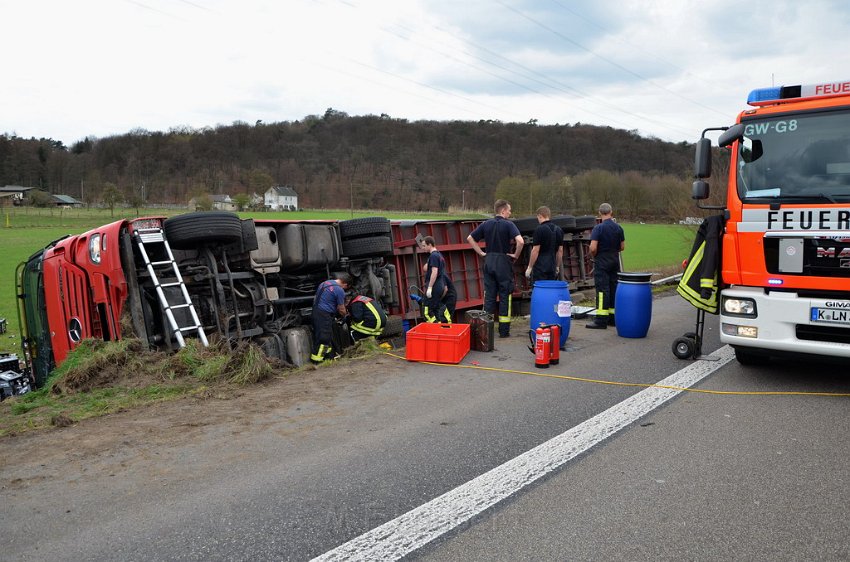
[534,325,550,369]
[548,323,560,366]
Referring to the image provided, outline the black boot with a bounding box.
[608,314,616,327]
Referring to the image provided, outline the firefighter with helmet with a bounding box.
[346,293,387,341]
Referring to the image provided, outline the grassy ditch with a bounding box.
[0,335,386,437]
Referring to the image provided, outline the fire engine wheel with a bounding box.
[383,315,403,337]
[342,235,393,258]
[339,217,392,240]
[672,336,696,360]
[163,212,243,249]
[734,346,769,366]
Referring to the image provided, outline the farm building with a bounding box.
[264,186,298,211]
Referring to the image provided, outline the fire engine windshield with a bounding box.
[737,109,850,203]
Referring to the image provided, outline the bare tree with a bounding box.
[101,183,123,218]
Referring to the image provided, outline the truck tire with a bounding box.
[339,217,392,240]
[552,214,577,230]
[566,215,597,233]
[512,216,539,235]
[382,315,404,337]
[164,212,243,249]
[342,235,393,258]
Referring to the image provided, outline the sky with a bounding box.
[3,0,850,147]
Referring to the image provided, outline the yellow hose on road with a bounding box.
[386,352,850,397]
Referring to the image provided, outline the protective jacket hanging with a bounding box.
[677,215,725,314]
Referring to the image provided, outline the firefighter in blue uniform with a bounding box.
[525,206,564,282]
[586,203,625,329]
[466,199,525,338]
[420,235,449,322]
[310,273,352,363]
[440,272,456,323]
[346,293,387,341]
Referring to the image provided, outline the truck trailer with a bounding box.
[16,212,596,387]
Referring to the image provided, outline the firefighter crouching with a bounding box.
[346,293,387,341]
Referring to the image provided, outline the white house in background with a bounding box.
[264,185,298,211]
[187,194,237,211]
[211,194,237,211]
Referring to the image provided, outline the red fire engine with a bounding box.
[693,79,850,363]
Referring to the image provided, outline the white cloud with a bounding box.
[2,0,849,146]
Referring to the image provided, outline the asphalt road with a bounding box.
[3,292,850,561]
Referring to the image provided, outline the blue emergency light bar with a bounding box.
[748,80,850,106]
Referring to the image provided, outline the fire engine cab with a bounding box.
[694,79,850,363]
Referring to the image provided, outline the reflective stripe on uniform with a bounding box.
[499,295,512,323]
[352,301,384,335]
[310,343,333,362]
[595,292,609,317]
[423,305,437,323]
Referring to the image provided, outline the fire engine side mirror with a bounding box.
[717,123,745,148]
[692,180,710,200]
[694,138,712,179]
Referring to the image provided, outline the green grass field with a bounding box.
[0,208,696,354]
[620,223,694,274]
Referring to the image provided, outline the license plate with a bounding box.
[810,307,850,325]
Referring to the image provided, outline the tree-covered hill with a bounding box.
[0,109,704,217]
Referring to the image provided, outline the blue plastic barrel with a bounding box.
[529,280,571,348]
[615,272,652,338]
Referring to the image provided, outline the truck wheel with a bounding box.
[382,315,404,337]
[567,215,597,232]
[339,217,392,240]
[512,217,539,235]
[552,215,577,230]
[672,337,695,360]
[342,235,393,258]
[164,212,243,249]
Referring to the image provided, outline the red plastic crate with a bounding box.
[405,323,470,363]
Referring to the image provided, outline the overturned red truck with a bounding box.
[16,212,597,387]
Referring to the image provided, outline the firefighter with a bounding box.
[466,199,524,338]
[310,273,352,363]
[419,235,448,323]
[346,293,387,341]
[440,272,456,323]
[525,206,564,282]
[586,203,625,329]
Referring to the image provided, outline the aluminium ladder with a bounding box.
[133,228,209,348]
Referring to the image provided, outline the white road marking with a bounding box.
[313,345,736,561]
